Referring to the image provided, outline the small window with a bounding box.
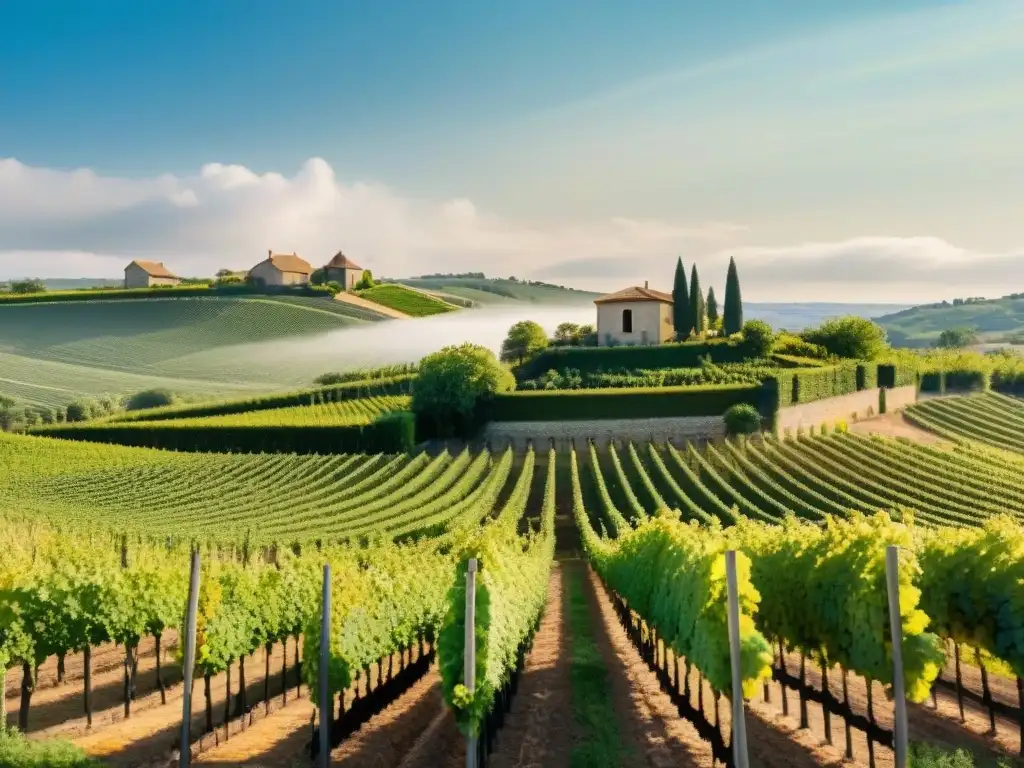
[622,308,633,333]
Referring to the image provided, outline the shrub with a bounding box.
[520,337,751,378]
[65,400,94,423]
[740,320,775,358]
[802,316,889,360]
[413,344,514,437]
[724,404,762,435]
[833,420,849,434]
[879,388,887,414]
[774,333,829,359]
[125,388,176,411]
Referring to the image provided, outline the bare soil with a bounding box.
[487,563,573,768]
[848,412,950,445]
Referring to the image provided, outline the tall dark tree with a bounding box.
[723,257,744,335]
[706,286,719,327]
[671,257,692,340]
[689,264,707,337]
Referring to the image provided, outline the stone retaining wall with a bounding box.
[483,415,725,452]
[775,385,917,433]
[482,385,918,448]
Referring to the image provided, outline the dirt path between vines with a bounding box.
[486,562,573,768]
[6,634,184,736]
[769,652,1021,765]
[75,640,302,766]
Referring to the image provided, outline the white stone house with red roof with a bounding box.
[594,281,674,346]
[124,260,181,289]
[248,251,313,286]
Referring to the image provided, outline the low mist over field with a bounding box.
[187,301,909,387]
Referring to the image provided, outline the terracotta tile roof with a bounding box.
[594,285,673,304]
[264,253,313,275]
[128,260,178,279]
[325,251,363,271]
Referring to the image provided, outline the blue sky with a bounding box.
[0,0,1021,301]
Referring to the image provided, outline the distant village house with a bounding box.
[248,251,313,287]
[323,251,363,291]
[124,260,181,289]
[594,282,674,346]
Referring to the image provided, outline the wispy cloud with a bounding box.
[1,156,1020,303]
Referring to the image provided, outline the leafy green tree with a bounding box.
[802,316,888,360]
[413,343,515,437]
[707,286,719,328]
[65,400,94,423]
[723,257,744,335]
[500,321,549,366]
[689,265,707,337]
[936,326,979,349]
[672,257,692,340]
[310,267,327,285]
[741,319,775,358]
[10,279,45,295]
[125,389,176,411]
[553,322,581,346]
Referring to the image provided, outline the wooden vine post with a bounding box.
[725,551,751,768]
[465,558,479,768]
[319,563,332,768]
[885,546,908,768]
[179,548,201,768]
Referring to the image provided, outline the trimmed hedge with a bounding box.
[106,374,417,423]
[919,372,945,393]
[0,283,334,305]
[944,370,989,392]
[767,363,860,408]
[993,369,1024,395]
[856,362,878,391]
[34,410,416,454]
[878,363,918,389]
[485,383,761,421]
[519,338,753,378]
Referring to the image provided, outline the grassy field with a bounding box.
[0,295,379,404]
[355,284,459,316]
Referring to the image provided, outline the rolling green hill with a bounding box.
[876,295,1024,347]
[393,276,600,305]
[355,283,459,316]
[0,295,377,405]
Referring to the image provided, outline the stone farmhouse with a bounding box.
[594,282,674,346]
[248,252,314,287]
[124,260,181,289]
[323,250,364,291]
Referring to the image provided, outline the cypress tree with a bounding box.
[689,265,707,337]
[707,286,719,327]
[723,256,744,335]
[671,257,692,340]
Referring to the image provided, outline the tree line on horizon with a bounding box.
[672,256,743,340]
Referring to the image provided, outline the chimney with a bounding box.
[644,280,649,289]
[268,249,272,259]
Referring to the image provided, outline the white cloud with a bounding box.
[0,156,1020,303]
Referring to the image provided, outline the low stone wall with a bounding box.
[482,385,918,449]
[775,385,916,433]
[483,415,726,452]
